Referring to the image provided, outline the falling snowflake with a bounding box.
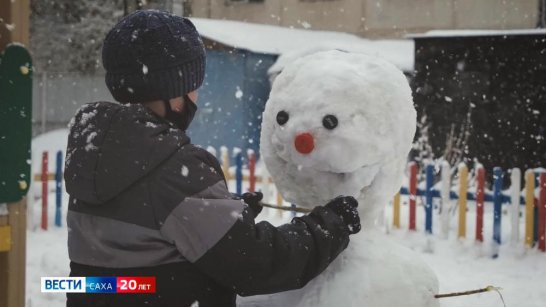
[181,165,189,177]
[235,86,243,100]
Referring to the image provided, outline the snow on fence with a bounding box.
[33,148,546,255]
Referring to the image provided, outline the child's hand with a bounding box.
[241,192,264,218]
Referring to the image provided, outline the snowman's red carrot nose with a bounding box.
[294,133,315,154]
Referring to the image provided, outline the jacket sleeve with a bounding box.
[194,204,350,296]
[155,146,350,296]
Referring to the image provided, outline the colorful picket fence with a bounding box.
[34,147,294,229]
[392,162,546,253]
[34,150,64,230]
[34,148,546,255]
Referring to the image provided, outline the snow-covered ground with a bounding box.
[24,129,546,307]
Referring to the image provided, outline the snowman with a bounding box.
[242,50,440,307]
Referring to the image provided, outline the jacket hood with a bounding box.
[64,101,189,205]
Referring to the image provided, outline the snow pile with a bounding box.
[267,40,413,82]
[191,18,414,72]
[410,28,546,38]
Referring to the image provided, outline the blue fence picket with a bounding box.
[399,185,524,205]
[235,151,243,195]
[55,150,63,227]
[425,164,434,234]
[493,167,503,250]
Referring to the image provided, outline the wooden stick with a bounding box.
[259,200,507,304]
[435,288,489,298]
[435,285,500,299]
[259,202,312,213]
[435,286,506,307]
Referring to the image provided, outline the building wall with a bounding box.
[280,0,362,33]
[452,0,538,29]
[190,0,539,38]
[188,49,276,155]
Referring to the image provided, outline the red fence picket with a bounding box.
[248,150,256,193]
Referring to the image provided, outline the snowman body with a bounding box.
[241,51,439,307]
[241,230,438,307]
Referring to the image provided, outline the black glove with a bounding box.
[241,191,264,218]
[324,196,361,234]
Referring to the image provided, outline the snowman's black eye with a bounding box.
[276,110,289,125]
[322,114,338,130]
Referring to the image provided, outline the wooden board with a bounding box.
[0,199,27,307]
[0,225,10,251]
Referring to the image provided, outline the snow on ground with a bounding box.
[25,130,546,307]
[385,197,546,307]
[27,224,69,307]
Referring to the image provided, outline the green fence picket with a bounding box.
[0,44,33,203]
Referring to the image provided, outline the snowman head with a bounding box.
[260,50,416,221]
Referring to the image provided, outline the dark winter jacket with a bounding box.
[64,101,351,307]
